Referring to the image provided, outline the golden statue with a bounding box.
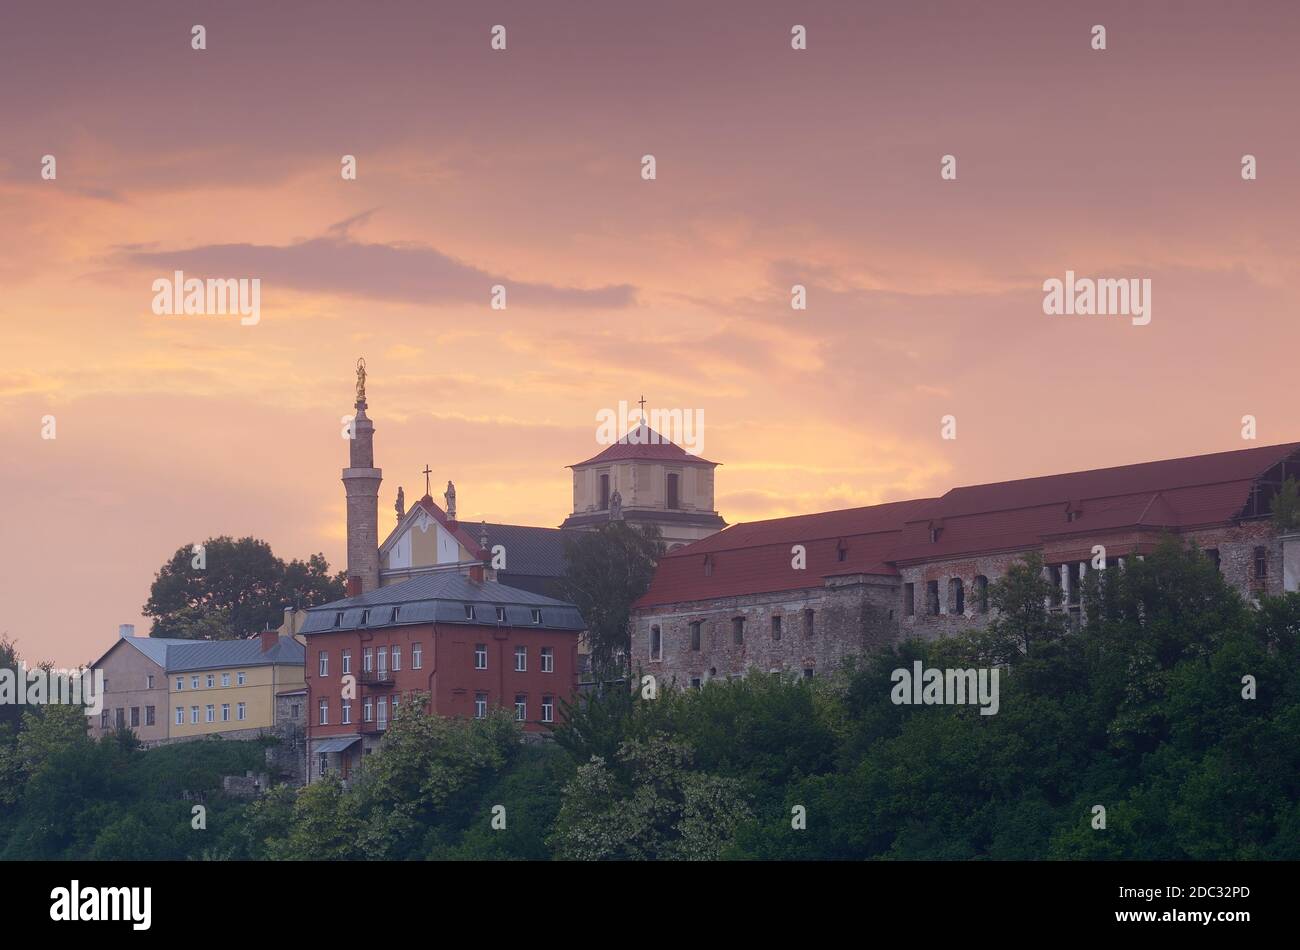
[355,357,367,404]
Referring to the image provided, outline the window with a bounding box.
[221,672,230,687]
[318,699,328,725]
[176,677,183,691]
[1206,548,1221,572]
[475,644,487,670]
[391,693,399,714]
[319,652,329,677]
[130,707,140,727]
[342,650,352,674]
[147,674,154,689]
[363,697,373,722]
[237,702,246,721]
[334,611,344,627]
[412,643,423,669]
[541,647,554,672]
[1254,546,1268,579]
[703,554,713,577]
[690,677,702,689]
[360,609,370,625]
[145,706,155,726]
[191,676,199,689]
[291,704,299,719]
[926,580,940,616]
[904,583,915,617]
[391,646,400,671]
[377,698,388,729]
[599,473,610,510]
[771,615,782,641]
[475,692,487,719]
[732,617,744,644]
[514,694,527,721]
[237,672,246,686]
[206,674,215,688]
[392,606,401,623]
[221,703,230,722]
[377,647,387,673]
[650,626,662,661]
[341,700,352,725]
[531,608,542,624]
[1066,564,1080,606]
[318,753,329,777]
[175,707,183,725]
[363,647,373,672]
[190,706,199,724]
[205,704,215,723]
[837,540,848,563]
[100,710,109,729]
[689,621,702,651]
[542,695,554,724]
[1048,566,1063,607]
[666,473,680,509]
[115,708,124,729]
[495,606,506,623]
[974,575,990,613]
[803,667,815,679]
[464,604,476,621]
[950,577,964,615]
[515,645,527,672]
[803,608,815,636]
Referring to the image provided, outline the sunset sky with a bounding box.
[3,1,1299,665]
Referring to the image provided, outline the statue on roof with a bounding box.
[395,486,405,522]
[355,357,367,407]
[445,480,457,519]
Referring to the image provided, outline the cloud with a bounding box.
[119,223,637,310]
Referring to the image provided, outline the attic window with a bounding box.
[334,612,344,628]
[391,606,401,623]
[703,554,714,577]
[464,604,476,621]
[836,540,848,563]
[1066,501,1082,523]
[531,608,542,624]
[929,527,942,543]
[360,609,370,625]
[496,606,506,623]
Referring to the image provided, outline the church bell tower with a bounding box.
[343,358,382,594]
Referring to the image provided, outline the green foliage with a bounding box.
[559,522,664,681]
[1272,477,1300,532]
[143,536,345,639]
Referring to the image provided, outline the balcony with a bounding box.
[360,669,395,687]
[359,719,389,735]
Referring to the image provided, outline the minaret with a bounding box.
[342,358,382,595]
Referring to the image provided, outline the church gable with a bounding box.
[381,502,476,571]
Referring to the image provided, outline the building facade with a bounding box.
[301,569,584,783]
[633,442,1300,687]
[90,626,305,744]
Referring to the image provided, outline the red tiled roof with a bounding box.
[572,424,717,467]
[635,498,935,607]
[635,442,1300,606]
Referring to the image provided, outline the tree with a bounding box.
[973,551,1067,664]
[559,522,664,681]
[143,537,346,639]
[1272,477,1300,532]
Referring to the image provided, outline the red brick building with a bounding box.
[302,568,584,783]
[633,442,1300,686]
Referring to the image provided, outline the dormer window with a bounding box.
[392,606,401,623]
[465,604,476,621]
[334,612,344,627]
[496,606,506,623]
[531,608,542,624]
[360,609,370,625]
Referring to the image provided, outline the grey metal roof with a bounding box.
[301,571,586,635]
[474,523,577,578]
[164,635,305,672]
[119,636,193,668]
[313,736,361,754]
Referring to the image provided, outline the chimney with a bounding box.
[260,629,278,653]
[118,623,135,639]
[468,564,484,584]
[283,606,296,635]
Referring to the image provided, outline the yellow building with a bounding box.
[167,632,304,738]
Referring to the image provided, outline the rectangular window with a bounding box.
[542,695,554,723]
[803,667,815,679]
[475,644,487,670]
[190,706,199,724]
[206,674,215,688]
[496,606,506,623]
[666,473,680,509]
[364,698,373,722]
[191,676,199,689]
[732,617,744,644]
[221,703,230,722]
[318,753,329,777]
[147,674,154,689]
[771,615,782,641]
[115,708,124,729]
[341,701,352,725]
[377,647,387,673]
[237,672,246,686]
[175,707,183,725]
[391,693,399,714]
[690,677,702,689]
[342,650,352,674]
[176,677,183,691]
[391,646,400,671]
[363,647,373,672]
[145,706,155,726]
[689,621,702,651]
[531,608,542,624]
[541,647,554,672]
[514,694,527,721]
[1206,549,1221,572]
[1255,546,1268,579]
[412,643,423,669]
[904,583,915,617]
[599,473,610,510]
[803,608,814,636]
[221,672,230,687]
[464,604,476,621]
[205,704,215,723]
[237,702,246,721]
[926,580,940,616]
[319,652,329,677]
[475,692,487,719]
[101,710,110,730]
[650,625,663,661]
[130,707,140,727]
[377,697,388,729]
[515,646,527,672]
[318,699,328,725]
